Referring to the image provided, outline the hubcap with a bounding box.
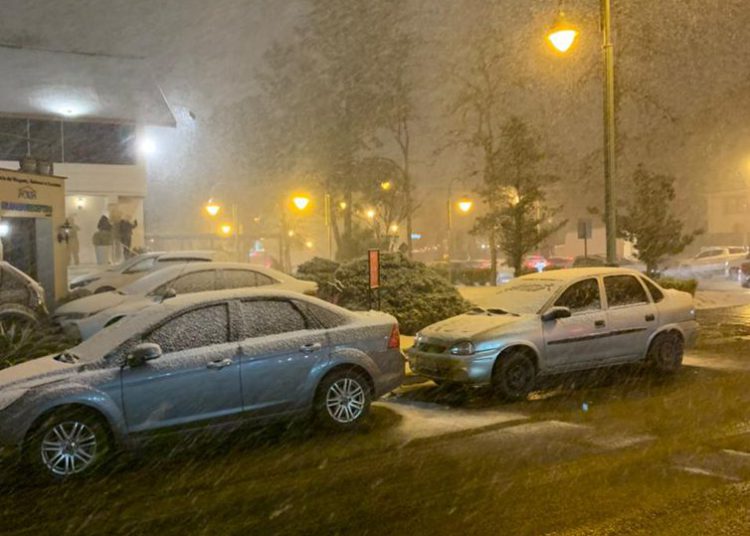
[326,378,366,424]
[507,362,532,390]
[41,421,98,476]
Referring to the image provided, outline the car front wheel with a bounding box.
[26,408,112,479]
[648,332,684,374]
[493,349,536,401]
[315,369,371,431]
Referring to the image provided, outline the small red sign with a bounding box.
[368,249,380,289]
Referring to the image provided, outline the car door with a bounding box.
[542,277,609,371]
[603,275,658,361]
[237,298,329,416]
[120,303,243,433]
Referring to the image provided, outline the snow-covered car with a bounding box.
[69,250,216,294]
[678,246,748,278]
[407,268,698,399]
[0,288,404,479]
[54,262,317,339]
[0,261,47,327]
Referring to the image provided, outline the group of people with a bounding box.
[96,214,138,263]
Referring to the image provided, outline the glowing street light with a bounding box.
[380,180,392,191]
[546,2,617,264]
[292,195,311,211]
[205,198,221,217]
[546,12,578,53]
[220,224,233,236]
[457,198,473,213]
[365,209,376,220]
[389,223,399,234]
[305,240,314,249]
[339,201,348,210]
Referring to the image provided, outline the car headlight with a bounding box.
[449,341,475,356]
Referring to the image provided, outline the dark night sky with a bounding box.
[2,0,749,239]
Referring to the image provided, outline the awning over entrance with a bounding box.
[0,45,175,127]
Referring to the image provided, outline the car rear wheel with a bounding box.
[492,349,536,401]
[26,408,112,480]
[648,332,684,374]
[315,369,371,431]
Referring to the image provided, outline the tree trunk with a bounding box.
[489,230,498,286]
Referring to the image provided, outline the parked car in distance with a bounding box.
[678,246,748,278]
[0,289,404,479]
[737,258,750,287]
[54,262,317,339]
[545,256,574,270]
[408,267,697,399]
[69,251,216,294]
[0,261,47,327]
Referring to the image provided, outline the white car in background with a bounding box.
[678,246,748,278]
[54,262,317,339]
[69,251,216,294]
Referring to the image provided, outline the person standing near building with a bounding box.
[66,216,80,265]
[118,217,138,259]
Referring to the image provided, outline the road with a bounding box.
[1,307,750,535]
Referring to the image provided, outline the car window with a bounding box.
[144,304,229,353]
[729,247,746,254]
[240,300,307,338]
[164,271,216,294]
[696,249,722,259]
[604,275,649,307]
[294,300,348,328]
[641,277,665,303]
[124,257,156,273]
[554,278,601,313]
[223,270,260,289]
[255,273,277,286]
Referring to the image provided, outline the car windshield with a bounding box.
[472,277,564,314]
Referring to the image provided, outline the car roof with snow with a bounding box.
[120,261,297,294]
[520,267,645,281]
[73,288,354,362]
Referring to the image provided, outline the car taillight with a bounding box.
[387,324,400,349]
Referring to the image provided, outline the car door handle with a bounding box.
[595,320,606,328]
[207,358,233,370]
[645,314,655,322]
[299,342,322,353]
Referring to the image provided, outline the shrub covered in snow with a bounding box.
[654,277,698,296]
[333,253,469,335]
[296,257,341,301]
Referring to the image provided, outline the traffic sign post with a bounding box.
[368,249,381,310]
[578,219,592,259]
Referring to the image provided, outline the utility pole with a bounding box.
[601,0,617,265]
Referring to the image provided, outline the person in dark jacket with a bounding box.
[119,218,138,258]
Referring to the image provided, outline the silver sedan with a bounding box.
[408,268,698,399]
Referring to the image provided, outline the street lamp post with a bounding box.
[548,0,618,265]
[446,193,473,282]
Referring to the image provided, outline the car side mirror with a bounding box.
[542,306,572,322]
[127,343,162,368]
[161,287,177,301]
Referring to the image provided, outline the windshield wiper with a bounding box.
[54,352,80,364]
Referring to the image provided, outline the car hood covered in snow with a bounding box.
[0,354,78,392]
[54,291,128,317]
[419,311,533,341]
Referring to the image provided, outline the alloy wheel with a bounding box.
[40,420,98,476]
[325,378,366,424]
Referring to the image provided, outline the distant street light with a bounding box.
[380,180,393,191]
[365,208,376,220]
[547,0,617,264]
[220,224,233,236]
[389,223,399,233]
[205,198,221,217]
[339,201,348,210]
[292,195,311,211]
[457,198,474,214]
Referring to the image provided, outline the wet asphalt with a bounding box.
[1,305,750,535]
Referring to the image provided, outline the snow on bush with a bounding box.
[331,253,469,335]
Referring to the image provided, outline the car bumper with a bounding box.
[406,348,497,385]
[680,320,700,349]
